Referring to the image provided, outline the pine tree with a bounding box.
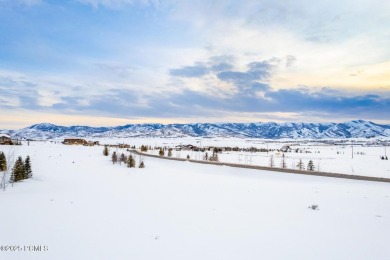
[11,156,25,182]
[24,156,32,178]
[119,153,125,164]
[159,148,164,156]
[209,153,218,161]
[307,160,315,171]
[112,152,118,164]
[168,149,172,157]
[140,145,148,152]
[296,159,304,170]
[127,155,135,168]
[139,161,145,168]
[103,145,109,156]
[0,152,7,171]
[209,148,219,161]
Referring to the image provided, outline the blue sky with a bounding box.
[1,0,389,128]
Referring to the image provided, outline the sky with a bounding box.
[0,0,389,129]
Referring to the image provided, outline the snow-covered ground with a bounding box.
[107,137,390,178]
[1,141,390,260]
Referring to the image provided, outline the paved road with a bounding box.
[129,150,390,184]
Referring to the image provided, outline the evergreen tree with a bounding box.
[11,156,25,182]
[103,145,109,156]
[296,159,304,170]
[209,152,218,162]
[307,160,315,171]
[140,145,148,152]
[119,153,125,164]
[208,147,219,162]
[112,152,118,164]
[139,161,145,168]
[0,152,7,171]
[168,148,172,157]
[159,148,164,157]
[24,156,32,178]
[127,155,135,168]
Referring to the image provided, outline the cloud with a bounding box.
[170,57,277,98]
[0,76,39,109]
[169,55,237,78]
[0,0,42,6]
[164,55,390,120]
[170,64,209,78]
[217,61,272,85]
[77,0,159,9]
[2,69,390,123]
[2,49,390,124]
[45,81,390,122]
[167,0,390,91]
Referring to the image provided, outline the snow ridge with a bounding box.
[4,120,390,140]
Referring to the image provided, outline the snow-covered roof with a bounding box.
[0,133,10,138]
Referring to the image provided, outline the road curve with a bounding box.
[129,150,390,184]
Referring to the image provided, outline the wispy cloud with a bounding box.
[0,0,42,6]
[77,0,160,9]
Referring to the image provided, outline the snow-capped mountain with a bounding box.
[4,120,390,140]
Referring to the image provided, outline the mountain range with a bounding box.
[1,120,390,140]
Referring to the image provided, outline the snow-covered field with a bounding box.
[101,137,390,178]
[1,141,390,260]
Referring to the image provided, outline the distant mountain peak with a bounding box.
[6,119,390,140]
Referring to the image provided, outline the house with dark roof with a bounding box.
[281,145,292,152]
[62,138,87,145]
[0,134,12,145]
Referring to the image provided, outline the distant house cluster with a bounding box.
[62,138,99,146]
[175,144,200,151]
[0,134,12,145]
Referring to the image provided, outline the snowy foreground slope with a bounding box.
[0,142,390,260]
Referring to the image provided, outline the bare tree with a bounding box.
[280,153,287,168]
[269,155,275,167]
[296,159,304,170]
[1,149,15,190]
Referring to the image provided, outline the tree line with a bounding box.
[0,152,33,186]
[103,145,145,168]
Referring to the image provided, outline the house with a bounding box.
[86,141,100,146]
[62,138,87,145]
[0,134,12,145]
[281,145,292,152]
[175,144,199,151]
